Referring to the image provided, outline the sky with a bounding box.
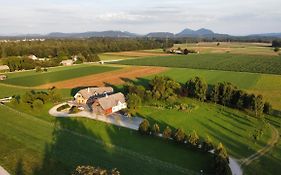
[0,0,280,35]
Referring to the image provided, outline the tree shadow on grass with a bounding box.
[31,117,212,175]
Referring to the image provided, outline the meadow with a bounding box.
[0,104,214,175]
[142,68,281,110]
[112,53,281,75]
[2,64,119,87]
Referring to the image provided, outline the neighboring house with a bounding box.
[28,54,38,60]
[0,74,7,80]
[92,92,127,115]
[0,65,10,73]
[175,50,183,54]
[74,87,114,104]
[60,59,74,66]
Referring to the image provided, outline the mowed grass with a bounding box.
[113,53,281,75]
[143,68,281,110]
[137,99,271,159]
[2,64,119,87]
[0,104,214,175]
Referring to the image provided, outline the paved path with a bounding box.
[49,103,143,130]
[240,125,279,166]
[0,166,10,175]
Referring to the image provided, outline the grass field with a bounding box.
[112,53,281,75]
[141,68,281,110]
[2,64,119,87]
[173,42,279,56]
[0,104,214,175]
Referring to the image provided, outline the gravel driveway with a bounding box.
[49,103,143,130]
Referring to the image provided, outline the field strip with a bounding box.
[36,66,168,89]
[0,104,199,175]
[240,125,279,166]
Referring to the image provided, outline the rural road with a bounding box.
[0,166,9,175]
[49,103,143,130]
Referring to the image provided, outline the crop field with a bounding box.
[142,68,281,110]
[112,53,281,75]
[0,104,214,175]
[37,66,167,89]
[2,64,119,87]
[173,42,279,56]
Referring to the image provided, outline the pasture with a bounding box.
[173,42,279,56]
[143,68,281,110]
[2,64,119,87]
[112,53,281,75]
[0,104,214,175]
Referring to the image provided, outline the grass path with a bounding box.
[240,126,279,166]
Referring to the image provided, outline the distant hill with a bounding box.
[145,32,175,38]
[1,28,280,40]
[47,31,139,38]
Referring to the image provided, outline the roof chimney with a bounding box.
[88,87,90,93]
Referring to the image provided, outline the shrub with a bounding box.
[69,106,80,114]
[35,66,42,72]
[162,126,172,139]
[32,99,44,109]
[57,104,70,112]
[201,135,214,152]
[187,130,199,146]
[151,123,160,135]
[72,165,120,175]
[138,119,150,135]
[173,128,186,143]
[274,47,280,52]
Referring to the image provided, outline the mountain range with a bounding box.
[1,28,281,39]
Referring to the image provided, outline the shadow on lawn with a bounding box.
[31,117,198,175]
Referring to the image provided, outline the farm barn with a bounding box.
[92,92,127,115]
[74,87,114,104]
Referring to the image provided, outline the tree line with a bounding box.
[126,76,271,118]
[138,119,231,175]
[0,38,169,58]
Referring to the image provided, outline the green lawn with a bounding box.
[0,104,214,175]
[138,68,281,110]
[112,53,281,75]
[2,64,119,87]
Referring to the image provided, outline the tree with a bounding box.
[201,135,214,152]
[183,49,189,55]
[35,66,42,72]
[127,93,141,112]
[214,143,231,175]
[187,130,199,146]
[162,126,172,139]
[186,77,207,101]
[274,47,280,52]
[272,40,281,48]
[32,99,44,109]
[72,165,120,175]
[138,119,150,135]
[173,128,186,143]
[151,123,160,135]
[210,84,220,103]
[263,102,272,114]
[252,95,264,117]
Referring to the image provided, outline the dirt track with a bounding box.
[37,66,167,89]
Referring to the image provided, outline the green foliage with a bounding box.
[214,143,231,175]
[57,104,70,112]
[162,126,172,139]
[127,93,142,112]
[201,135,214,152]
[252,95,265,117]
[186,77,207,101]
[138,119,150,135]
[32,99,44,109]
[173,128,186,143]
[263,102,272,114]
[273,47,280,52]
[35,66,42,72]
[272,40,281,48]
[69,106,80,114]
[149,76,180,100]
[151,123,160,135]
[3,56,35,71]
[72,165,120,175]
[187,130,199,147]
